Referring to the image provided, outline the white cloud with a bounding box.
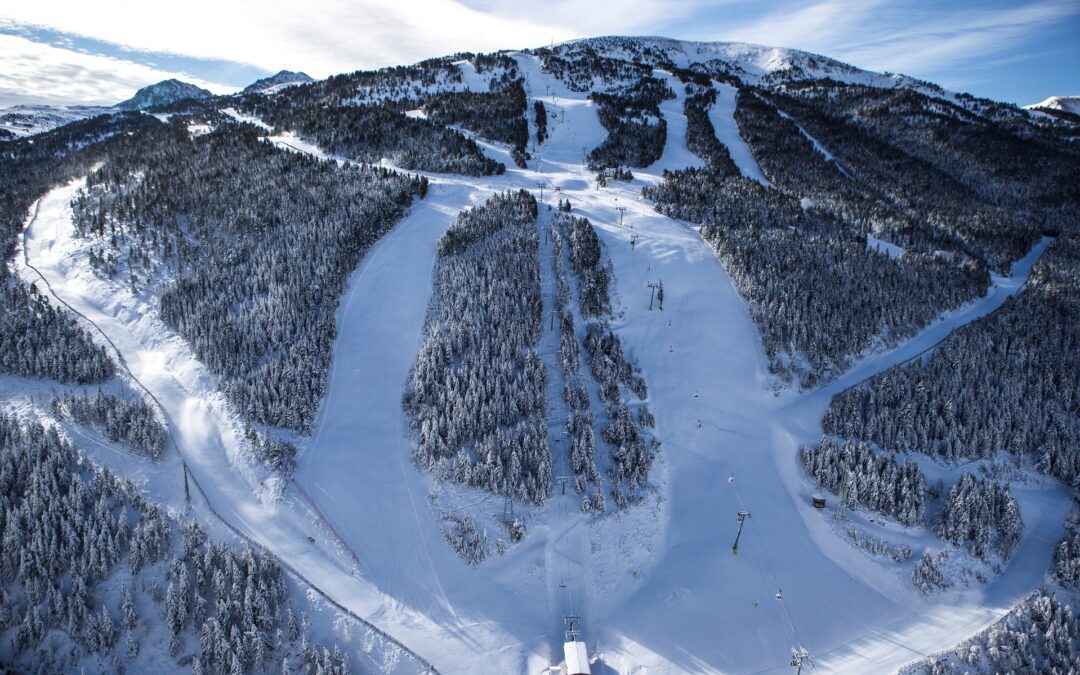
[0,34,234,107]
[455,0,714,40]
[2,0,583,77]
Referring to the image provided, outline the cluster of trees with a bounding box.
[823,234,1079,483]
[0,412,351,672]
[0,416,135,664]
[533,45,653,93]
[733,92,946,250]
[800,438,925,526]
[647,165,987,387]
[588,76,673,170]
[440,514,489,567]
[242,426,298,482]
[905,590,1080,674]
[645,85,1000,388]
[936,473,1023,561]
[179,526,353,674]
[557,214,656,507]
[686,86,1075,406]
[424,82,529,167]
[244,56,466,111]
[1053,513,1080,590]
[534,101,548,144]
[251,102,504,176]
[910,549,952,594]
[551,219,602,510]
[403,191,553,506]
[52,390,167,459]
[682,89,738,172]
[600,400,656,507]
[0,281,115,384]
[584,324,648,405]
[841,526,912,562]
[564,214,611,318]
[70,121,426,433]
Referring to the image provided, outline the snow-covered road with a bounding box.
[18,51,1067,674]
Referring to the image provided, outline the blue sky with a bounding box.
[1,0,1077,108]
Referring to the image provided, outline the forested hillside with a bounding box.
[824,233,1079,483]
[0,413,362,673]
[70,121,426,432]
[0,114,164,384]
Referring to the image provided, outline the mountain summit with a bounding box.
[243,70,314,94]
[1025,95,1080,116]
[114,78,213,111]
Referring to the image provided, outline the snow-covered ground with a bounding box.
[17,51,1066,674]
[709,82,772,186]
[867,234,905,259]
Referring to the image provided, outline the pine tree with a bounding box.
[120,584,137,631]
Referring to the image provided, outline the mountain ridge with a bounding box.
[243,70,314,94]
[113,78,213,111]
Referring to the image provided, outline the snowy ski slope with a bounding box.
[18,51,1066,674]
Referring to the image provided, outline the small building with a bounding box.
[812,494,826,509]
[564,640,591,675]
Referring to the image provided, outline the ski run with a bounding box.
[14,51,1068,674]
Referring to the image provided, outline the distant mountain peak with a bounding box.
[243,70,314,94]
[1024,95,1080,116]
[114,79,212,111]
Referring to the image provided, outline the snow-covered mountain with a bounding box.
[243,70,313,94]
[1,78,215,138]
[113,78,213,111]
[0,104,112,138]
[2,33,1078,675]
[1025,95,1080,115]
[558,35,881,84]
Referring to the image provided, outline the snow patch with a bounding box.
[867,234,905,259]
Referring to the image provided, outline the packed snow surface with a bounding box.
[19,50,1066,674]
[708,82,772,185]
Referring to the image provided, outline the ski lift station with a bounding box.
[541,640,591,675]
[564,639,591,675]
[542,615,589,675]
